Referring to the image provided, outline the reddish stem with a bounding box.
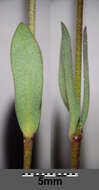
[23,136,34,169]
[71,134,82,169]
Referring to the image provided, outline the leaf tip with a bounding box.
[84,26,87,42]
[60,22,70,41]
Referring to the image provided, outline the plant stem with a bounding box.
[23,137,33,169]
[23,0,36,169]
[29,0,36,35]
[71,134,82,169]
[71,0,83,169]
[75,0,83,103]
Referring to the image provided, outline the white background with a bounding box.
[0,0,99,169]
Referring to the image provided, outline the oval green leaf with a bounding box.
[11,23,43,138]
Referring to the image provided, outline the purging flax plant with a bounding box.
[10,0,43,169]
[59,0,89,168]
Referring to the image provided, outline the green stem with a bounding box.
[29,0,36,35]
[23,137,33,169]
[75,0,84,135]
[75,0,83,104]
[71,0,83,169]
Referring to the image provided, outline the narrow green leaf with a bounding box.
[59,22,80,138]
[11,23,43,138]
[80,27,89,129]
[59,48,69,110]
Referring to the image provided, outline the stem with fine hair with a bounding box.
[71,0,83,169]
[75,0,83,103]
[28,0,36,35]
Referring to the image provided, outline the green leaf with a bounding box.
[59,50,69,110]
[80,27,89,129]
[59,22,80,138]
[11,23,43,138]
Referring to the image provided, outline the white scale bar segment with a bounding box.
[67,173,79,177]
[22,173,34,177]
[22,172,79,177]
[45,173,56,177]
